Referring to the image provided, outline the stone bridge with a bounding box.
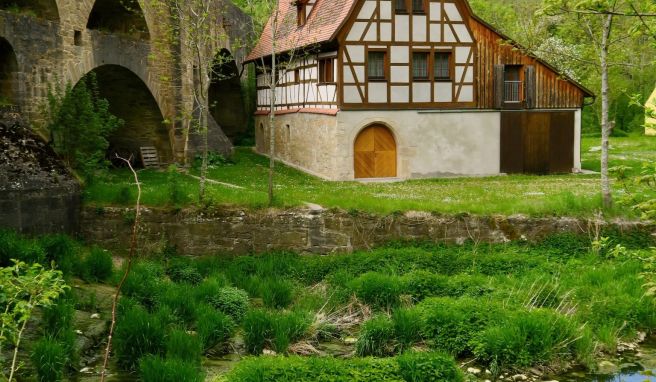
[0,0,253,163]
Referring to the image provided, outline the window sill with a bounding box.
[435,78,452,82]
[317,82,337,86]
[368,78,388,82]
[413,78,430,82]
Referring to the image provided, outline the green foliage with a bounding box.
[349,272,402,310]
[121,260,165,309]
[0,230,46,267]
[167,259,203,285]
[393,308,423,351]
[31,337,66,382]
[113,305,166,370]
[356,315,396,357]
[46,74,123,179]
[242,309,271,355]
[208,286,250,322]
[165,329,202,364]
[242,309,310,355]
[38,234,77,276]
[260,278,295,309]
[167,164,187,206]
[80,247,113,282]
[396,352,464,382]
[139,355,204,382]
[195,304,235,351]
[159,283,198,326]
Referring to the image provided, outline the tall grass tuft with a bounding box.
[242,309,272,355]
[121,260,165,309]
[113,305,165,370]
[396,352,464,382]
[260,278,295,309]
[349,272,402,310]
[165,329,202,364]
[393,307,423,351]
[31,337,67,382]
[271,310,311,354]
[39,234,77,275]
[80,247,113,282]
[356,315,396,356]
[195,304,235,351]
[159,283,198,326]
[139,355,204,382]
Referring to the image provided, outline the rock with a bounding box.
[597,360,619,375]
[75,329,84,335]
[466,367,481,375]
[511,374,528,381]
[90,313,100,319]
[262,349,277,356]
[343,337,357,344]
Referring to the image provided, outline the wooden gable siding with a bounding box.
[470,17,586,110]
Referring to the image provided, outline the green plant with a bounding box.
[396,352,464,382]
[271,310,310,354]
[356,315,396,356]
[208,286,250,322]
[167,260,203,285]
[113,305,165,370]
[139,355,204,382]
[242,309,272,355]
[46,74,123,179]
[39,234,77,276]
[195,304,235,351]
[80,247,113,282]
[260,278,295,309]
[31,337,67,382]
[393,307,423,351]
[0,261,69,382]
[0,230,46,267]
[121,261,165,309]
[159,283,198,326]
[350,272,402,310]
[167,164,186,206]
[115,186,132,204]
[165,329,202,364]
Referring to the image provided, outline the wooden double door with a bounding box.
[354,124,397,178]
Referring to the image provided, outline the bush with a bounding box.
[167,261,203,285]
[260,278,295,309]
[159,283,198,326]
[195,304,235,351]
[139,355,204,382]
[350,272,403,310]
[242,309,272,355]
[121,261,165,309]
[393,307,423,351]
[39,234,77,275]
[31,337,67,382]
[113,305,165,370]
[0,230,45,267]
[419,297,500,356]
[165,329,202,364]
[80,247,113,282]
[356,315,396,356]
[208,286,249,322]
[397,352,464,382]
[472,309,582,368]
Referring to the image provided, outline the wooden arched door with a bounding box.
[354,124,397,178]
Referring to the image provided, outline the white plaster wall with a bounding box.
[335,110,502,180]
[574,109,582,171]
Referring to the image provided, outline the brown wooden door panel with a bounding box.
[522,112,550,174]
[500,112,524,174]
[354,125,397,178]
[549,112,575,173]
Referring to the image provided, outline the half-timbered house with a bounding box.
[245,0,594,180]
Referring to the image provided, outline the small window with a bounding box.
[412,0,425,13]
[434,52,451,80]
[74,30,82,46]
[368,51,387,80]
[412,52,429,80]
[395,0,407,14]
[318,58,334,83]
[296,0,307,26]
[294,68,300,84]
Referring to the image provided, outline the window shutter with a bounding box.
[524,65,536,109]
[494,64,504,109]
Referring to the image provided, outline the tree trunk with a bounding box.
[268,14,278,207]
[198,63,210,203]
[600,13,613,209]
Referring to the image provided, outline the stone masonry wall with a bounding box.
[80,206,655,255]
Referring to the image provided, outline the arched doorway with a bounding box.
[86,0,149,39]
[75,65,171,166]
[208,49,246,142]
[354,124,397,178]
[0,38,18,106]
[0,0,60,21]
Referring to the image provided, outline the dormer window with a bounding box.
[296,0,308,27]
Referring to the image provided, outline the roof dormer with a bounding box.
[296,0,309,27]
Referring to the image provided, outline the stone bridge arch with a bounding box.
[74,64,172,164]
[0,0,60,21]
[0,37,19,104]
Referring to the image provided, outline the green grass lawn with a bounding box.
[84,135,655,217]
[581,134,656,175]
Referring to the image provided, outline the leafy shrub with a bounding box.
[393,307,423,351]
[113,305,165,370]
[195,304,235,351]
[139,355,204,382]
[39,234,77,275]
[402,271,451,301]
[208,286,250,322]
[356,315,396,356]
[80,247,113,282]
[472,309,581,368]
[0,229,45,267]
[419,297,500,356]
[242,309,272,355]
[226,356,402,382]
[167,261,203,285]
[350,272,402,310]
[396,352,464,382]
[260,278,295,309]
[165,329,202,364]
[31,337,67,382]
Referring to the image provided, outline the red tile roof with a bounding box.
[245,0,357,62]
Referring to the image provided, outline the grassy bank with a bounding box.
[581,134,656,175]
[4,230,655,381]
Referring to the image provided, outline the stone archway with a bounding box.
[208,48,246,143]
[0,0,60,21]
[75,65,171,165]
[0,37,18,106]
[86,0,149,40]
